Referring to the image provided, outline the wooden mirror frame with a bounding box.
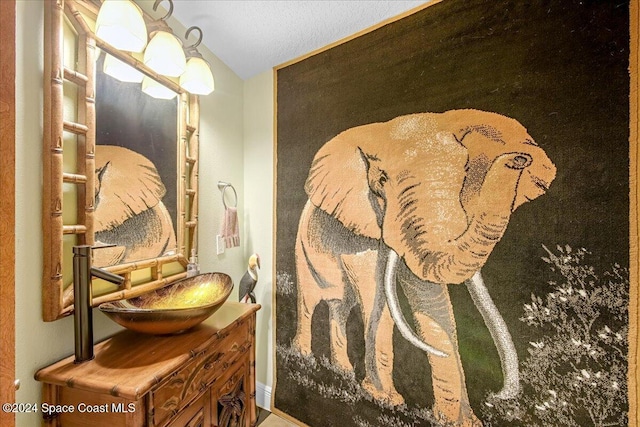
[43,0,200,321]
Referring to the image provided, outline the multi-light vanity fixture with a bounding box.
[95,0,215,98]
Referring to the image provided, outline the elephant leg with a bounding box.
[342,250,404,404]
[413,310,478,426]
[397,263,479,426]
[292,247,319,356]
[293,221,323,356]
[362,304,404,405]
[293,255,348,359]
[292,280,351,371]
[293,209,353,367]
[326,299,351,372]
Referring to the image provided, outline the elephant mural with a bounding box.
[93,145,177,267]
[292,109,556,426]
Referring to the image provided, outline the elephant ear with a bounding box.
[305,129,382,240]
[94,145,167,233]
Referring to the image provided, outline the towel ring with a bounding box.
[217,181,237,209]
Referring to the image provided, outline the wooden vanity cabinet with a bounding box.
[35,303,260,427]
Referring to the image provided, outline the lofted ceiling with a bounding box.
[171,0,430,80]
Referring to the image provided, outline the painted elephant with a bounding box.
[93,145,177,267]
[292,110,556,426]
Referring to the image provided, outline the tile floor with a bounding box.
[257,408,298,426]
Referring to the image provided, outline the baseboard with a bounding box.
[256,382,272,410]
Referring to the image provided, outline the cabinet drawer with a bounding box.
[151,320,252,427]
[54,387,145,427]
[166,391,210,427]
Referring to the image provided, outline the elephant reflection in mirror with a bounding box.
[93,145,177,267]
[292,110,556,426]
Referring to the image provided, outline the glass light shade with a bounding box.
[144,31,187,77]
[95,0,147,52]
[142,76,177,100]
[180,57,215,95]
[103,54,144,83]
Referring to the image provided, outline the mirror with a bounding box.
[43,0,200,321]
[94,52,179,268]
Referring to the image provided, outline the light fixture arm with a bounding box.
[147,0,178,36]
[184,26,204,58]
[152,0,174,22]
[185,26,203,49]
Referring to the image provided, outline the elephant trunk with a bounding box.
[413,152,533,285]
[466,271,520,399]
[384,248,449,358]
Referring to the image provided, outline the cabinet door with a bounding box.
[211,360,251,427]
[166,391,210,427]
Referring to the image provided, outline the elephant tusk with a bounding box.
[384,249,449,358]
[466,271,520,399]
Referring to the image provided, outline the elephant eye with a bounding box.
[370,169,388,198]
[512,155,530,168]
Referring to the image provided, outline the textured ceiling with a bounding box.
[171,0,430,80]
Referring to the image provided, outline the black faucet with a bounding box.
[73,245,125,363]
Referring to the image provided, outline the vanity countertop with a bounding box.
[35,302,260,401]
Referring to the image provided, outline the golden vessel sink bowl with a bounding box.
[99,272,233,335]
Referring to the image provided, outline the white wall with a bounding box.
[14,2,245,425]
[243,70,275,405]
